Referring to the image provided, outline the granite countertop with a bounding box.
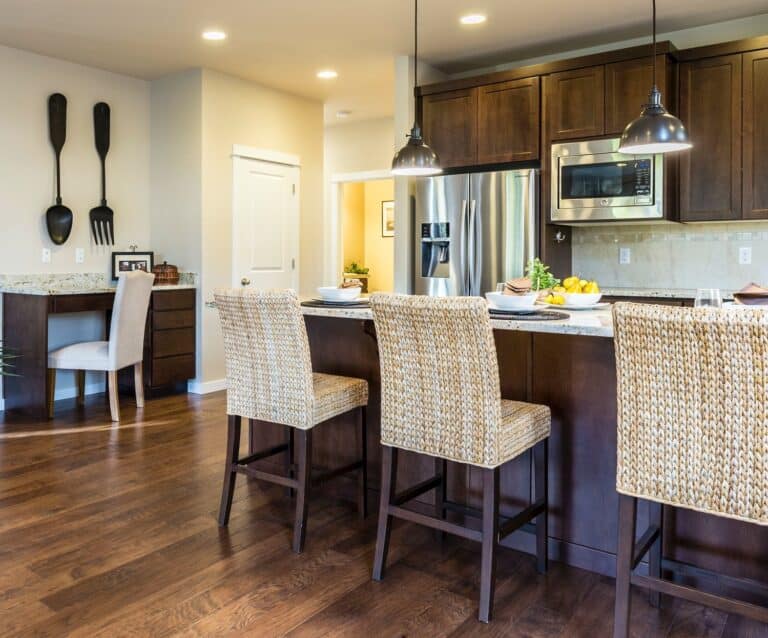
[0,272,198,296]
[601,287,735,300]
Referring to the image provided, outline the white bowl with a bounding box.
[562,292,602,306]
[485,291,538,310]
[317,286,361,302]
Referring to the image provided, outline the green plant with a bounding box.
[525,258,560,291]
[0,342,19,377]
[344,262,370,275]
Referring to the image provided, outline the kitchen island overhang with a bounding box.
[247,303,767,606]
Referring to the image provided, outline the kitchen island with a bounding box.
[244,302,768,606]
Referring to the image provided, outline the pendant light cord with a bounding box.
[414,0,419,88]
[652,0,657,90]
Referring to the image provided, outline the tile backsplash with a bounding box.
[571,222,768,290]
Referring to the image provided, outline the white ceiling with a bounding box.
[0,0,766,124]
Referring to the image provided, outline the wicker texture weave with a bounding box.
[613,302,768,526]
[370,293,550,468]
[214,289,368,429]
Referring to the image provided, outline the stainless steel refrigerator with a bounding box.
[412,169,538,296]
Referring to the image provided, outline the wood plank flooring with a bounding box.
[1,391,766,637]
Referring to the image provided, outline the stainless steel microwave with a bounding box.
[550,138,664,223]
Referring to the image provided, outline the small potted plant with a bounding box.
[525,258,560,300]
[0,342,18,377]
[343,262,370,293]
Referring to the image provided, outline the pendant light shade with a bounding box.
[617,0,691,155]
[392,0,442,176]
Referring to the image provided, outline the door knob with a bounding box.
[241,277,251,286]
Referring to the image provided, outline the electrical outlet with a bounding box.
[75,248,85,264]
[42,248,51,263]
[739,246,752,265]
[619,247,631,265]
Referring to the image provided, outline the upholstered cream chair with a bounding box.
[214,288,369,553]
[47,270,154,422]
[370,293,551,623]
[612,303,768,636]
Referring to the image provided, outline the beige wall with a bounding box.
[341,183,365,267]
[0,44,151,403]
[363,179,394,292]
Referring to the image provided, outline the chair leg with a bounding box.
[133,363,144,408]
[534,439,549,574]
[648,501,663,608]
[46,369,56,419]
[249,418,257,455]
[286,425,295,498]
[107,371,120,422]
[76,370,85,407]
[613,494,637,638]
[218,415,241,526]
[292,428,313,553]
[357,406,368,519]
[372,445,398,581]
[479,466,500,623]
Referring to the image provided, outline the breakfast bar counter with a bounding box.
[245,301,768,606]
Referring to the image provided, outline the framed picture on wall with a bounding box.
[111,251,154,280]
[381,200,395,237]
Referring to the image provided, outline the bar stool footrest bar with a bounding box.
[387,504,483,542]
[631,524,660,570]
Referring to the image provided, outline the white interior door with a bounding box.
[232,157,300,290]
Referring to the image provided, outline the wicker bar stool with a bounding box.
[370,293,551,623]
[612,303,768,637]
[214,289,369,553]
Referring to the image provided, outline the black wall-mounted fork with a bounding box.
[89,102,114,245]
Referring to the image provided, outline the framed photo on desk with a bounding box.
[111,251,154,280]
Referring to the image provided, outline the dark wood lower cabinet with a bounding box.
[246,316,768,606]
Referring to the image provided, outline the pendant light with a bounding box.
[618,0,692,154]
[392,0,442,176]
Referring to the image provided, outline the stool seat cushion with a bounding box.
[312,372,368,426]
[499,400,551,466]
[48,341,111,371]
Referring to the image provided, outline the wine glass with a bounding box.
[694,288,723,308]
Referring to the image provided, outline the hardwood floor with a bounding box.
[1,392,766,637]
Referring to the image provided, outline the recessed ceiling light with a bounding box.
[202,30,227,41]
[460,14,487,25]
[336,110,351,119]
[317,69,338,79]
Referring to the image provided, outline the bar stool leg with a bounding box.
[372,445,398,581]
[613,494,637,638]
[648,501,663,608]
[286,426,295,498]
[534,439,549,574]
[292,428,312,553]
[218,415,241,526]
[357,406,368,519]
[479,466,500,623]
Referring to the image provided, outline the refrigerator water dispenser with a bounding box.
[421,223,450,278]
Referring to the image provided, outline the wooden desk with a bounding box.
[2,288,196,418]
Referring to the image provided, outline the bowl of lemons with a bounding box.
[543,276,601,307]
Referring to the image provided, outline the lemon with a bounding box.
[553,285,566,293]
[552,294,565,305]
[566,285,581,294]
[563,276,579,289]
[579,279,589,289]
[545,294,554,304]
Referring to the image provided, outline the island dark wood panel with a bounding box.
[245,315,768,608]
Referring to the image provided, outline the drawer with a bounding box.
[153,309,195,330]
[152,289,195,311]
[151,354,195,387]
[153,327,195,358]
[50,293,115,314]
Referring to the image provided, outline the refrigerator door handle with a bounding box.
[468,199,481,296]
[459,199,468,294]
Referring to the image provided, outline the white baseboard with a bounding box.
[187,378,227,395]
[55,382,106,401]
[0,398,4,412]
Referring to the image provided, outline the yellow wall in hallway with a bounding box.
[363,179,394,292]
[341,183,365,270]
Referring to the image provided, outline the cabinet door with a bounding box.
[743,50,768,220]
[421,88,477,168]
[547,66,605,140]
[679,55,742,221]
[605,55,669,135]
[477,77,540,163]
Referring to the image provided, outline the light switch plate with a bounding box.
[619,247,631,265]
[739,246,752,265]
[42,248,51,263]
[75,248,85,264]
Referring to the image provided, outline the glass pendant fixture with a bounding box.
[618,0,692,154]
[392,0,442,176]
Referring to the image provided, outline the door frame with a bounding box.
[231,145,301,289]
[327,169,392,286]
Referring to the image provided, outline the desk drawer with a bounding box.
[153,327,195,358]
[50,293,115,314]
[153,309,195,330]
[153,289,195,311]
[151,354,195,387]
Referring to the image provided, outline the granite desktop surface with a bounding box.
[0,272,198,295]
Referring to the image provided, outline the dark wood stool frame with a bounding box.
[218,406,368,553]
[372,438,548,623]
[613,494,768,637]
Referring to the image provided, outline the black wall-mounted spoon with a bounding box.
[46,93,73,245]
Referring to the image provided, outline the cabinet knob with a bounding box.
[241,277,251,286]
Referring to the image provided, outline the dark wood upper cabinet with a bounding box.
[421,88,478,168]
[605,55,669,135]
[547,66,605,140]
[743,50,768,220]
[679,55,742,221]
[477,77,540,164]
